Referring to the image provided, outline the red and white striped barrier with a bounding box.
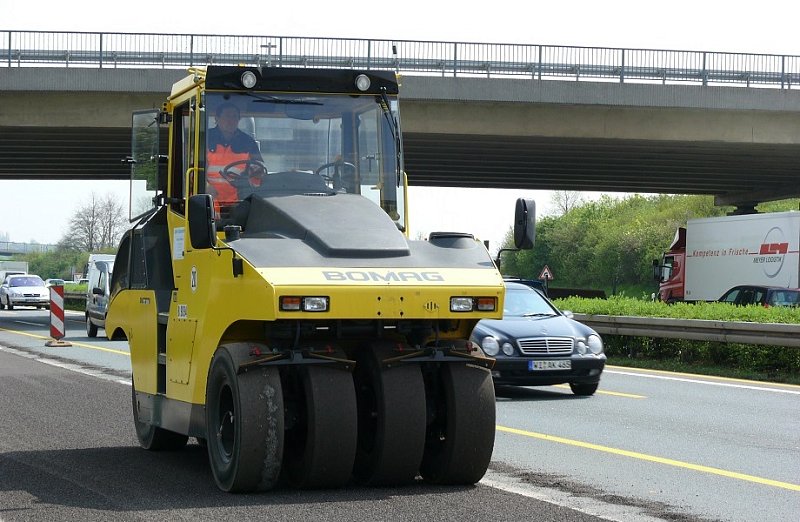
[46,285,72,347]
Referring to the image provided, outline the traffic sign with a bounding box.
[539,265,554,281]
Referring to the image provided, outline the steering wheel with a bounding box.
[220,159,268,188]
[315,160,356,187]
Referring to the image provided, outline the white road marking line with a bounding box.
[0,345,131,386]
[480,468,667,522]
[605,369,800,395]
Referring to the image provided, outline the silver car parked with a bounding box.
[0,274,50,310]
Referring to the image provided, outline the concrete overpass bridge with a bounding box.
[2,31,800,211]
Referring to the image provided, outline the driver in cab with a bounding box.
[206,102,265,214]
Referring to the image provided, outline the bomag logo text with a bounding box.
[323,270,444,282]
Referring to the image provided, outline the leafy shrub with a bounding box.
[554,295,800,324]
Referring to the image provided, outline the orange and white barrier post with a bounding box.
[45,285,72,347]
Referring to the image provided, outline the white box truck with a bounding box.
[655,211,800,302]
[0,261,29,282]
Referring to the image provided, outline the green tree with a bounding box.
[23,249,88,281]
[59,193,127,252]
[550,190,583,216]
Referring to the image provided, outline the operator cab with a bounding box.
[128,67,405,238]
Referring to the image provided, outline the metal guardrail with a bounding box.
[2,30,799,89]
[573,314,800,348]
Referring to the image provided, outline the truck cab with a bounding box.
[654,227,686,303]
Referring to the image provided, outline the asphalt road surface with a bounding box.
[1,307,798,521]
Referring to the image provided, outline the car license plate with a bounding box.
[529,360,571,371]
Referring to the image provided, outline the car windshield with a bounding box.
[503,288,558,317]
[10,276,45,287]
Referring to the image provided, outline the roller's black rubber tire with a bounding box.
[131,381,188,451]
[206,347,284,492]
[282,365,357,489]
[353,343,426,486]
[420,363,496,484]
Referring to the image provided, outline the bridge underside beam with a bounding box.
[714,183,800,207]
[0,126,130,180]
[1,127,798,208]
[403,133,800,204]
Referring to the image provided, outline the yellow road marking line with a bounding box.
[606,364,800,390]
[496,425,800,492]
[0,326,130,356]
[552,384,645,398]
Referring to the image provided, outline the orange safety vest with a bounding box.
[207,145,250,211]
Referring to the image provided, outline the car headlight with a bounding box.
[501,342,515,356]
[10,290,21,297]
[481,336,500,356]
[576,339,588,354]
[587,334,604,354]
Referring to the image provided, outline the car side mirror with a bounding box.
[92,287,104,296]
[188,194,217,249]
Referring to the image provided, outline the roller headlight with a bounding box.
[587,334,604,354]
[576,339,588,354]
[450,297,473,312]
[481,336,500,356]
[450,296,496,312]
[501,342,515,356]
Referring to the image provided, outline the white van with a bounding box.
[85,254,115,337]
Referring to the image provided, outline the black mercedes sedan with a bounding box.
[471,282,605,395]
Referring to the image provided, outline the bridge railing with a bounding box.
[0,241,58,255]
[2,30,799,89]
